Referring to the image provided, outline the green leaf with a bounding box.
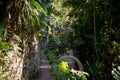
[81,75,87,80]
[81,13,89,24]
[56,16,60,22]
[32,0,47,16]
[0,20,7,37]
[32,0,41,9]
[0,42,9,51]
[38,33,44,37]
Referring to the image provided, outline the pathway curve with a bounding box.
[37,43,55,80]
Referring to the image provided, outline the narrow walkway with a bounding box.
[37,43,55,80]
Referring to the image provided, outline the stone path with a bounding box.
[37,43,55,80]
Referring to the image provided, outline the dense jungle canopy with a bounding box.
[0,0,120,80]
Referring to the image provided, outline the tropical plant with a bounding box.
[45,49,57,64]
[111,66,120,80]
[53,61,89,80]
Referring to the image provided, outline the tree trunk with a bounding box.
[94,10,99,60]
[0,0,40,80]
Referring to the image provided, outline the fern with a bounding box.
[112,66,120,80]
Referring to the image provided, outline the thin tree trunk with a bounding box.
[108,0,112,53]
[94,10,99,60]
[108,16,112,53]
